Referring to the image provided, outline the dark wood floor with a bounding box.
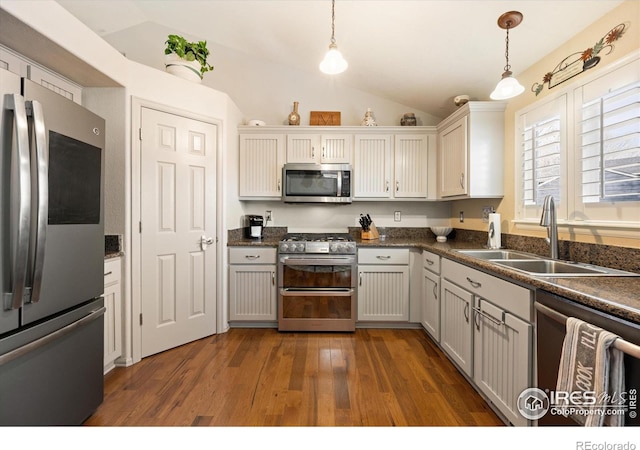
[85,328,503,426]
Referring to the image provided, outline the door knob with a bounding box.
[201,235,214,251]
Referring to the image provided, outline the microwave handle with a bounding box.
[337,172,342,196]
[4,94,31,311]
[27,100,48,303]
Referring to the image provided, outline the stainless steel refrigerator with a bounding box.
[0,67,105,425]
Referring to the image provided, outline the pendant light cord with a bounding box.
[330,0,336,45]
[503,22,512,73]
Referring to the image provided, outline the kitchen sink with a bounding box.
[453,249,639,277]
[454,249,540,260]
[493,259,639,277]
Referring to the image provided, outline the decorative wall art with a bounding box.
[310,111,341,125]
[532,22,629,96]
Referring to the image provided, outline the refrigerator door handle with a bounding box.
[3,94,31,311]
[26,100,48,303]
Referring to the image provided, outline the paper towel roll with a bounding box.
[488,213,501,249]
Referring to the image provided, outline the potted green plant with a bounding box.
[164,34,214,82]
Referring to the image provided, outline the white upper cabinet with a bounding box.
[353,130,435,200]
[286,134,352,164]
[239,133,285,199]
[437,101,506,199]
[240,126,436,202]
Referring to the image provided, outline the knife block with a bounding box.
[361,223,380,240]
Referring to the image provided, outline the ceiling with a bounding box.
[56,0,623,119]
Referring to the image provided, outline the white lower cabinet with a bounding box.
[103,258,122,373]
[421,250,441,341]
[473,298,532,427]
[229,248,277,322]
[357,248,410,321]
[440,278,474,376]
[441,258,533,426]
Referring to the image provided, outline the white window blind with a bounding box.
[522,116,562,206]
[579,81,640,203]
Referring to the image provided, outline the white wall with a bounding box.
[93,21,443,127]
[238,201,451,233]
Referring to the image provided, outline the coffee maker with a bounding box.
[244,215,264,239]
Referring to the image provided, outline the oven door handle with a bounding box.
[280,288,354,297]
[279,257,356,266]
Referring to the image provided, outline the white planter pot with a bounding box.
[164,53,202,83]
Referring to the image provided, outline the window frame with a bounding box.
[514,50,640,238]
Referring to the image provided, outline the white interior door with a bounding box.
[140,107,217,358]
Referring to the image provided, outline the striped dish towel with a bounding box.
[556,317,625,426]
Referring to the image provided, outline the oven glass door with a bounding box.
[280,258,354,320]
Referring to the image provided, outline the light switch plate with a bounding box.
[394,211,401,222]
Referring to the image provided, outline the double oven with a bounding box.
[277,233,356,332]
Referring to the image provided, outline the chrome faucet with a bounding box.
[540,195,559,259]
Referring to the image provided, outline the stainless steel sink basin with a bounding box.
[453,248,639,277]
[454,249,540,260]
[493,259,639,277]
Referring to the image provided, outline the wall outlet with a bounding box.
[265,210,272,223]
[394,211,401,222]
[459,211,464,223]
[482,206,493,223]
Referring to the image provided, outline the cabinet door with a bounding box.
[394,134,428,198]
[229,265,277,321]
[286,134,320,163]
[103,259,122,371]
[439,115,468,198]
[422,268,440,341]
[239,134,285,198]
[440,279,473,376]
[28,65,82,104]
[353,134,392,198]
[321,134,352,163]
[357,265,409,321]
[473,298,532,426]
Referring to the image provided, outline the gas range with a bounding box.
[278,233,356,255]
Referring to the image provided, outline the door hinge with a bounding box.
[139,128,142,140]
[139,313,143,326]
[139,221,142,233]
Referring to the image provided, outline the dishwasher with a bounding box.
[535,290,640,426]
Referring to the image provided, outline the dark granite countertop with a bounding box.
[227,228,640,324]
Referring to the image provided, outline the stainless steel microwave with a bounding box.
[282,163,352,203]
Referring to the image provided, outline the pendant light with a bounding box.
[319,0,348,74]
[490,11,525,100]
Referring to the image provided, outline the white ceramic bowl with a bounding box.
[430,227,453,242]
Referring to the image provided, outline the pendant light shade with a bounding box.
[319,0,347,74]
[490,11,524,100]
[490,71,525,100]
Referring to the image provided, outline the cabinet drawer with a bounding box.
[358,248,409,265]
[104,258,121,287]
[442,258,532,321]
[229,247,277,264]
[422,250,440,274]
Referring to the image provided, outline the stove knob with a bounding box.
[281,243,288,252]
[296,243,304,252]
[330,243,338,252]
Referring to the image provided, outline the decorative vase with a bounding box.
[164,53,202,83]
[400,113,416,126]
[361,108,377,126]
[288,101,300,126]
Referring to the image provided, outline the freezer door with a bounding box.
[0,68,24,335]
